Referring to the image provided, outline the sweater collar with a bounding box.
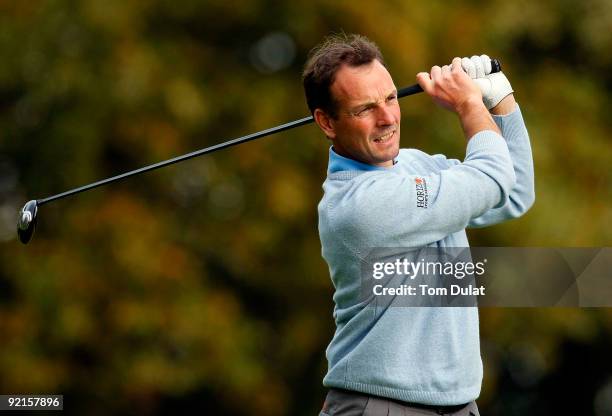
[328,146,396,174]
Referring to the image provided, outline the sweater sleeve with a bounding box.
[468,104,535,227]
[327,130,516,252]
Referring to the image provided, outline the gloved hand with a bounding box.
[461,54,513,109]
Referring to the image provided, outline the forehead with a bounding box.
[331,60,395,106]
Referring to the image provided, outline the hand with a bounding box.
[416,57,484,114]
[461,54,514,109]
[416,57,500,140]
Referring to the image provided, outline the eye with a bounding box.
[386,94,397,102]
[356,107,373,117]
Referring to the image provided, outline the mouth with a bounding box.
[373,130,395,144]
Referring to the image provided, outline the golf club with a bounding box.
[17,59,502,244]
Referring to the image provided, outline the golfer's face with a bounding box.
[329,60,400,167]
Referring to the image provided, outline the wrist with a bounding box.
[456,96,501,139]
[489,94,516,115]
[457,96,489,119]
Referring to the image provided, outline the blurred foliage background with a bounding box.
[1,0,611,415]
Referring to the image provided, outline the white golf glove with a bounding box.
[461,54,513,109]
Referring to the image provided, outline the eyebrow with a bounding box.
[348,89,398,112]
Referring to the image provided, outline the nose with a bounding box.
[376,104,396,127]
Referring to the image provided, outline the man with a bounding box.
[303,34,534,415]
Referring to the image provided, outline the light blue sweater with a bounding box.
[318,105,534,405]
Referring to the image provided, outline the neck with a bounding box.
[331,145,394,168]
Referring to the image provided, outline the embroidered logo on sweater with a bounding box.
[415,177,428,208]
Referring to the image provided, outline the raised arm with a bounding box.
[418,55,535,228]
[460,55,535,227]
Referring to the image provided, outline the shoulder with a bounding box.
[398,148,426,161]
[397,148,457,171]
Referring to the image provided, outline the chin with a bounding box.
[386,146,400,161]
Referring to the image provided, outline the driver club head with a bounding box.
[17,200,38,244]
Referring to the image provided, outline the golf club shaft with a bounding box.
[36,84,425,206]
[37,115,314,206]
[36,56,502,206]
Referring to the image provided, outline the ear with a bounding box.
[313,108,336,139]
